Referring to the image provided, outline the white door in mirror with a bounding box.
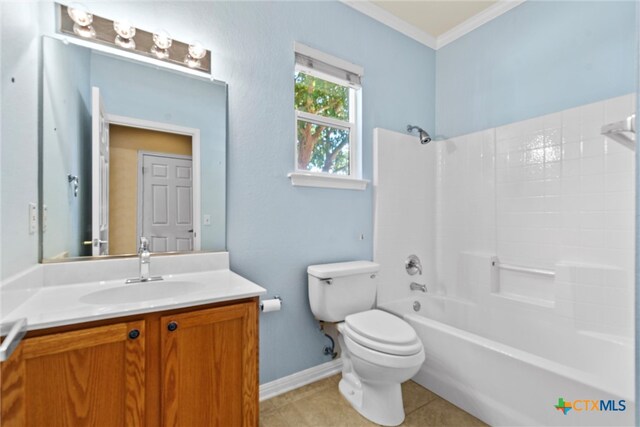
[140,154,194,252]
[91,87,110,256]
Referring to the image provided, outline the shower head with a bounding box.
[407,125,432,144]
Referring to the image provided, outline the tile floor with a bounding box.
[260,375,487,427]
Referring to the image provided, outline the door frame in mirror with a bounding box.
[105,114,202,253]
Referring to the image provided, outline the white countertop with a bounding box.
[1,269,266,334]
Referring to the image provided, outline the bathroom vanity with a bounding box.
[1,300,257,427]
[0,253,265,427]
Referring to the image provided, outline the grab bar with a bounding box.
[0,318,27,362]
[491,261,555,278]
[601,114,635,150]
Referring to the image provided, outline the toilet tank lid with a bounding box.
[307,261,379,278]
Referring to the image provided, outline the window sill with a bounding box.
[288,172,369,191]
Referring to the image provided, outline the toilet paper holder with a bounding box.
[260,295,282,312]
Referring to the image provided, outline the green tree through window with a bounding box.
[295,72,352,174]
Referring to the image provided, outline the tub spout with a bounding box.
[410,282,427,292]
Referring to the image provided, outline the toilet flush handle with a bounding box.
[322,278,333,285]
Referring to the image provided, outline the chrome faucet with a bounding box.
[125,237,163,284]
[139,237,150,281]
[410,282,427,292]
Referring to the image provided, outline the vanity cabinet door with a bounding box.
[0,320,146,427]
[161,301,258,427]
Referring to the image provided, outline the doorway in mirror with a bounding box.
[108,123,198,256]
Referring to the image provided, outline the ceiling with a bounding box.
[373,0,498,37]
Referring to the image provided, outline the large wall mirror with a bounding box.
[41,36,227,261]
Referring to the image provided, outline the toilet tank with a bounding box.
[307,261,379,322]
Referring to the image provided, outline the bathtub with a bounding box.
[380,295,635,426]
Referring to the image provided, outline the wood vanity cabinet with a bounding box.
[0,320,146,427]
[0,298,259,427]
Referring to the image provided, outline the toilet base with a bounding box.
[334,319,424,426]
[339,374,405,426]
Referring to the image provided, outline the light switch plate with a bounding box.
[203,214,211,226]
[29,203,37,234]
[43,205,48,232]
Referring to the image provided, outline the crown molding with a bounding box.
[341,1,438,50]
[436,0,527,49]
[341,0,526,51]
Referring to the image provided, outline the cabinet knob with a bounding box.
[128,329,140,340]
[167,321,178,332]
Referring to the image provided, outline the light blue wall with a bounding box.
[90,52,227,251]
[1,2,41,279]
[42,38,92,259]
[435,0,637,138]
[207,1,436,382]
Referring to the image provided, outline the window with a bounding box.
[290,43,367,190]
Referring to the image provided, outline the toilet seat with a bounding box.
[343,310,422,356]
[343,334,425,369]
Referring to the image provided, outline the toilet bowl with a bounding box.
[337,310,425,426]
[307,260,424,427]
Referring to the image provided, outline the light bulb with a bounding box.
[67,3,94,38]
[114,20,136,39]
[73,23,95,38]
[184,55,201,68]
[67,3,93,26]
[113,20,136,49]
[115,35,135,49]
[152,30,172,49]
[188,41,206,60]
[151,45,169,59]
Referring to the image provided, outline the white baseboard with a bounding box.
[260,358,343,402]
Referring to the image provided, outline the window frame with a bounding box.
[290,43,367,190]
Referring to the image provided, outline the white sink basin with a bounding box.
[79,281,205,305]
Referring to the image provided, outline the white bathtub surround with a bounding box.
[373,128,437,304]
[0,252,266,333]
[381,298,633,426]
[374,94,636,426]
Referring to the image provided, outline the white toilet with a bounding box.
[307,261,425,426]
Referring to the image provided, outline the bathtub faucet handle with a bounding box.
[405,255,423,276]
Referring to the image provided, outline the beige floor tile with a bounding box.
[260,410,293,427]
[265,375,340,411]
[261,376,485,427]
[282,384,377,427]
[402,381,439,414]
[403,397,487,427]
[260,398,278,415]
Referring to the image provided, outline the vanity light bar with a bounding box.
[57,3,211,74]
